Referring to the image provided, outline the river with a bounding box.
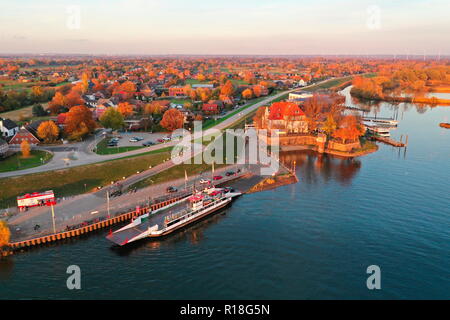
[1,86,449,299]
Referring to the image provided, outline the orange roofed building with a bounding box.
[263,102,308,134]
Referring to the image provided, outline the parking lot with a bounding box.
[106,132,173,148]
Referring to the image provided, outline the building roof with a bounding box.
[1,118,19,130]
[268,102,305,120]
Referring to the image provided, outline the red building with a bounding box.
[168,86,185,97]
[202,103,220,114]
[8,127,40,145]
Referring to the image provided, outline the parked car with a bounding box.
[225,171,235,176]
[213,175,223,181]
[134,137,144,141]
[129,138,139,142]
[199,179,210,184]
[166,186,178,193]
[142,141,155,146]
[157,138,165,143]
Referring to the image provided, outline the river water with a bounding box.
[1,86,449,299]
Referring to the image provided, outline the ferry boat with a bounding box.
[106,187,242,246]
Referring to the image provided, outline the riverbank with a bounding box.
[351,89,450,106]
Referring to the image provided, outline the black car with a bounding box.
[143,141,155,146]
[166,186,178,193]
[225,171,235,176]
[107,142,118,147]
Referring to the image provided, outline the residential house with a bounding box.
[8,127,40,146]
[168,86,185,97]
[202,103,220,114]
[0,118,19,138]
[262,102,309,134]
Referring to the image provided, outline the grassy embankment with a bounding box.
[0,150,172,209]
[95,138,144,155]
[0,150,53,173]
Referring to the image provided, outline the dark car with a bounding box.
[166,186,178,193]
[142,141,155,146]
[213,175,223,181]
[225,171,235,176]
[107,142,118,147]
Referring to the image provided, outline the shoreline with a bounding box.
[350,91,450,106]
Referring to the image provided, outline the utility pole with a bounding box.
[51,204,56,234]
[107,190,110,218]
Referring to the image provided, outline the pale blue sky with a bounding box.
[0,0,449,54]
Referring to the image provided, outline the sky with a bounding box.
[0,0,449,55]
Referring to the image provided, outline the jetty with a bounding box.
[371,135,407,147]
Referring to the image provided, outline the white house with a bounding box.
[0,118,19,138]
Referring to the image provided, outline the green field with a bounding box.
[95,138,144,155]
[0,151,171,209]
[0,150,53,173]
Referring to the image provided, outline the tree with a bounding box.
[37,121,60,143]
[322,114,337,137]
[253,106,267,129]
[0,221,10,249]
[220,80,234,96]
[81,72,90,94]
[332,115,364,143]
[242,88,253,99]
[48,91,67,114]
[160,108,185,131]
[65,105,96,140]
[100,108,124,130]
[32,104,47,117]
[31,86,44,102]
[117,102,134,117]
[21,140,31,158]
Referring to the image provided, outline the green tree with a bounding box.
[100,108,125,130]
[32,104,47,117]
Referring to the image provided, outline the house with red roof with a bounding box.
[202,103,220,114]
[263,102,308,134]
[8,127,40,146]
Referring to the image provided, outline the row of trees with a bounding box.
[0,86,54,112]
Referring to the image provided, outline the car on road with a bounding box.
[199,179,210,184]
[166,186,178,193]
[157,138,165,143]
[225,171,235,176]
[129,138,139,142]
[142,141,155,146]
[213,175,223,181]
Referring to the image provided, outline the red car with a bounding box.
[213,175,223,180]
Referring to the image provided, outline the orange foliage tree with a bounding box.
[64,105,96,140]
[117,102,134,117]
[21,140,31,158]
[160,108,185,131]
[332,115,365,144]
[220,80,234,96]
[37,120,60,143]
[242,88,253,99]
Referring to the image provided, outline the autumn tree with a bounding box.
[65,105,96,140]
[242,88,253,99]
[322,114,337,137]
[37,120,60,144]
[81,72,90,94]
[21,140,31,158]
[0,221,11,249]
[253,106,267,129]
[332,115,365,143]
[100,108,124,130]
[220,80,234,96]
[117,102,134,117]
[160,108,185,131]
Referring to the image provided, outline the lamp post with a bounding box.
[51,204,56,234]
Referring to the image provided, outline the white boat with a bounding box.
[107,188,242,245]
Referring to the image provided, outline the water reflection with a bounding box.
[280,151,361,186]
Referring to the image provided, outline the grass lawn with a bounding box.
[0,151,172,209]
[0,150,53,173]
[95,138,144,155]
